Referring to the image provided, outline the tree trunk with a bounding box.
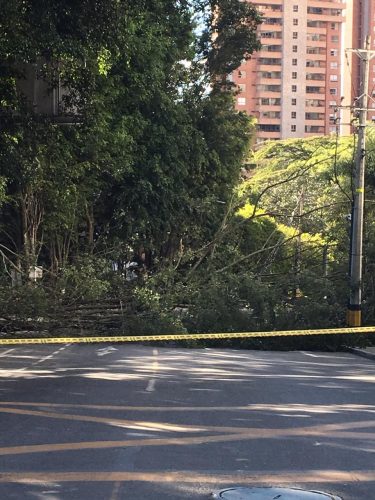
[20,188,44,278]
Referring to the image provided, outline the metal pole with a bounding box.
[347,36,371,326]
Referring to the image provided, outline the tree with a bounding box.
[0,0,260,291]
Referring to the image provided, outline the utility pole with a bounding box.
[293,188,304,300]
[347,36,375,326]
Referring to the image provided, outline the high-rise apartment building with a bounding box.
[234,1,373,143]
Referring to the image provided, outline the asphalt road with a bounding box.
[0,343,374,499]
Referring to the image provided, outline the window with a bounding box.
[305,125,324,133]
[291,112,296,119]
[331,35,339,43]
[292,85,297,92]
[238,83,246,92]
[260,98,281,105]
[330,62,338,69]
[330,75,338,81]
[330,49,338,56]
[292,98,297,105]
[258,124,280,132]
[257,84,281,92]
[292,72,297,79]
[293,45,298,52]
[261,111,281,119]
[329,100,337,106]
[291,125,296,132]
[238,70,246,78]
[331,23,337,30]
[293,32,298,39]
[306,86,323,94]
[238,97,246,105]
[293,5,298,12]
[292,59,297,66]
[329,88,337,95]
[293,19,298,25]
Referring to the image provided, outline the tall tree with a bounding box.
[0,0,261,281]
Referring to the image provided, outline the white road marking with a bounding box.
[0,348,15,357]
[145,349,159,392]
[32,344,71,366]
[145,379,156,392]
[97,347,117,357]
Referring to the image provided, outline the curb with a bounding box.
[345,346,375,361]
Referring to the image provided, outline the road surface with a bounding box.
[0,343,374,499]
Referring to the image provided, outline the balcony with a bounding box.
[306,47,326,56]
[258,97,281,106]
[306,61,326,68]
[259,117,281,125]
[258,124,281,132]
[306,34,327,42]
[305,112,325,121]
[257,84,282,93]
[257,130,281,140]
[261,17,283,25]
[306,99,325,109]
[307,21,327,29]
[307,12,345,23]
[305,125,325,134]
[260,32,282,40]
[309,1,346,9]
[258,46,282,55]
[306,74,326,81]
[258,2,283,13]
[257,106,281,114]
[306,84,325,93]
[258,64,282,72]
[257,57,282,67]
[260,110,281,118]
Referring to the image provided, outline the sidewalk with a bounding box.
[345,346,375,361]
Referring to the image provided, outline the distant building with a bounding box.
[233,0,374,143]
[14,59,78,124]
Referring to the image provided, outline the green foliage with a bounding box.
[56,256,111,301]
[182,272,276,333]
[0,283,52,323]
[2,2,373,350]
[198,0,262,77]
[0,0,259,272]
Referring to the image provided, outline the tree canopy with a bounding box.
[0,0,260,274]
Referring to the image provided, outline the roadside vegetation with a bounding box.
[0,1,374,348]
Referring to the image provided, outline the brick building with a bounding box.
[233,1,374,143]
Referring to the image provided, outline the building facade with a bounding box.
[233,0,373,143]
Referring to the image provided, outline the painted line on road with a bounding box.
[110,481,122,500]
[0,348,15,357]
[0,405,372,449]
[146,349,159,392]
[0,428,373,457]
[145,379,156,392]
[31,344,70,366]
[0,469,374,484]
[0,326,374,345]
[1,401,375,413]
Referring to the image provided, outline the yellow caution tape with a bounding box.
[0,327,374,345]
